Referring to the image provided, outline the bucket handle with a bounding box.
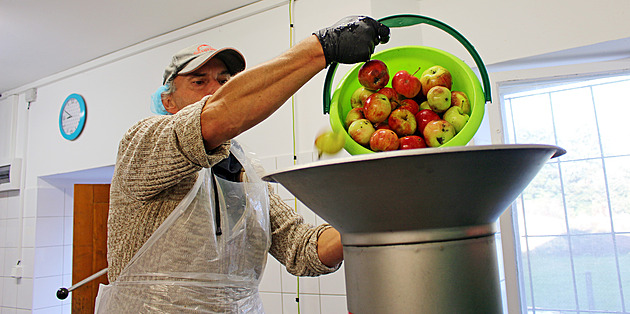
[323,14,492,114]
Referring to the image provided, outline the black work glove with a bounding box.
[314,16,390,66]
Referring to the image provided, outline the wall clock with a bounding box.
[59,93,86,140]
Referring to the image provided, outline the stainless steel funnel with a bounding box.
[263,144,565,313]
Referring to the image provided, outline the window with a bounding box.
[501,73,630,313]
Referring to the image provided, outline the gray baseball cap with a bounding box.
[162,44,246,85]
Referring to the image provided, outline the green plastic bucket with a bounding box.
[323,14,492,155]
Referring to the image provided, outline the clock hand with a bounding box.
[64,110,73,119]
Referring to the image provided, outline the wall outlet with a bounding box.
[11,264,23,278]
[25,88,37,102]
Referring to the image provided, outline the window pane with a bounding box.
[593,80,630,157]
[528,236,577,310]
[605,156,630,232]
[561,159,611,234]
[571,234,622,311]
[509,94,556,146]
[522,163,566,235]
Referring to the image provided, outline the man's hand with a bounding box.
[314,16,390,66]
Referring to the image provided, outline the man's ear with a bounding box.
[162,94,178,114]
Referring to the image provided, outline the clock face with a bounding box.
[59,94,86,140]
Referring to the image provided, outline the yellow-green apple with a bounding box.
[377,87,401,110]
[427,86,451,113]
[363,93,392,124]
[451,91,471,115]
[369,129,399,152]
[348,119,376,146]
[350,86,375,108]
[419,100,431,111]
[443,106,470,133]
[388,108,417,137]
[399,135,427,150]
[345,107,365,128]
[392,68,422,98]
[423,120,456,147]
[420,65,452,96]
[315,130,345,157]
[398,99,420,115]
[358,60,389,91]
[415,109,441,135]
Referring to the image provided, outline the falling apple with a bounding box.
[314,130,345,157]
[358,60,390,91]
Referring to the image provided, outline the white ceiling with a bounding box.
[0,0,260,95]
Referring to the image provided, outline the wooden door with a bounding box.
[72,184,110,313]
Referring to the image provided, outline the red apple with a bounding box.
[415,109,441,135]
[363,93,392,124]
[451,91,471,115]
[358,60,389,91]
[377,87,401,110]
[420,65,452,96]
[375,122,391,130]
[345,107,365,128]
[350,86,375,109]
[423,120,456,147]
[399,135,427,150]
[388,108,417,137]
[348,119,376,146]
[369,129,399,152]
[398,99,419,115]
[392,68,422,98]
[427,86,452,113]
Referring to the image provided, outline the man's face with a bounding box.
[163,57,231,114]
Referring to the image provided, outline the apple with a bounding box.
[443,106,470,133]
[423,120,456,147]
[419,101,431,111]
[377,87,401,110]
[388,108,417,137]
[427,86,452,113]
[314,130,345,157]
[375,122,391,130]
[348,119,376,146]
[415,109,441,135]
[345,107,365,128]
[363,93,392,124]
[369,129,399,152]
[420,65,452,96]
[392,68,422,98]
[451,91,471,115]
[398,99,420,115]
[399,135,427,150]
[350,86,375,109]
[358,60,389,91]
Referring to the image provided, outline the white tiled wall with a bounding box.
[0,152,348,314]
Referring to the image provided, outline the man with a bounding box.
[97,16,389,312]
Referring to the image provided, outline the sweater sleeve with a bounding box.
[266,185,341,276]
[114,99,229,201]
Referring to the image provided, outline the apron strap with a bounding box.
[210,167,223,236]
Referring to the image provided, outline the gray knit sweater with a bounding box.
[107,98,339,283]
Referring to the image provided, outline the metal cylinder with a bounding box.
[343,234,502,314]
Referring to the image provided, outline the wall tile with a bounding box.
[32,275,63,309]
[282,292,298,314]
[63,187,73,218]
[280,268,297,294]
[297,293,320,314]
[260,292,282,313]
[34,217,64,248]
[16,277,33,309]
[5,191,20,220]
[21,217,36,248]
[297,202,317,226]
[321,294,348,313]
[260,256,282,293]
[62,217,72,246]
[2,277,18,307]
[0,267,3,304]
[0,247,4,278]
[298,276,319,295]
[19,248,34,278]
[33,246,63,278]
[33,306,62,314]
[62,246,71,276]
[319,264,346,295]
[0,219,6,247]
[3,218,18,248]
[0,192,7,220]
[2,248,17,277]
[36,188,64,217]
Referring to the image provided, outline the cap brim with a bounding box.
[179,48,246,76]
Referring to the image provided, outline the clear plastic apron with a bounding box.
[95,141,271,313]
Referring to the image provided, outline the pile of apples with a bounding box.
[345,59,471,152]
